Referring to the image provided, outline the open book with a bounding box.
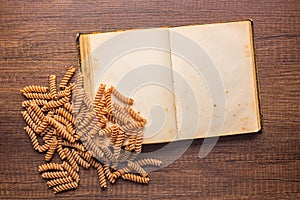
[78,20,261,144]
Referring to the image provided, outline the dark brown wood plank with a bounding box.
[0,0,299,199]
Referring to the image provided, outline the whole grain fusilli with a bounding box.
[21,67,162,194]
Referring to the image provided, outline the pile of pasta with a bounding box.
[21,66,162,193]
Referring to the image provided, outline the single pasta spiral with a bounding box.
[53,181,78,193]
[71,149,90,169]
[41,171,69,179]
[49,74,58,100]
[47,176,73,187]
[96,165,107,188]
[122,173,150,184]
[135,158,162,167]
[45,136,58,162]
[59,66,76,89]
[38,162,63,172]
[21,85,49,93]
[61,161,80,183]
[94,83,106,105]
[127,161,148,177]
[23,92,52,100]
[111,86,134,105]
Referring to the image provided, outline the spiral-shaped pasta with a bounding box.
[22,99,48,107]
[89,157,101,169]
[98,126,114,137]
[42,128,56,141]
[57,88,72,99]
[20,69,154,193]
[118,150,132,162]
[21,111,39,133]
[28,103,45,121]
[21,85,49,93]
[26,109,42,126]
[41,171,69,179]
[112,167,129,179]
[98,116,108,129]
[119,122,142,133]
[88,123,102,138]
[38,162,63,172]
[103,165,116,183]
[83,95,94,111]
[74,72,84,89]
[73,133,81,141]
[77,150,93,161]
[45,96,70,109]
[80,136,104,161]
[121,173,149,184]
[77,111,94,130]
[38,142,50,153]
[64,148,79,172]
[45,136,58,162]
[53,115,75,135]
[94,99,106,112]
[71,149,90,169]
[127,107,147,124]
[74,105,88,127]
[24,126,39,151]
[56,107,74,124]
[72,88,85,115]
[59,66,76,89]
[62,140,85,152]
[61,161,80,183]
[53,181,78,193]
[35,118,49,134]
[108,125,119,144]
[23,92,52,100]
[111,86,134,105]
[95,107,107,124]
[56,137,66,160]
[63,102,73,113]
[100,146,115,162]
[112,102,126,115]
[127,161,148,177]
[113,110,131,125]
[96,165,107,188]
[66,82,75,91]
[80,114,99,137]
[125,135,137,151]
[77,151,100,168]
[46,116,75,143]
[135,158,162,167]
[47,176,73,188]
[49,75,58,100]
[106,114,116,124]
[94,83,106,105]
[113,133,125,162]
[104,88,113,115]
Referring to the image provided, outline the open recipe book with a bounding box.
[77,20,261,144]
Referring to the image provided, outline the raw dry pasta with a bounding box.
[122,173,150,184]
[20,67,162,194]
[59,66,76,89]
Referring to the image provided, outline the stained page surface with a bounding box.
[169,21,260,139]
[80,29,178,144]
[79,21,261,144]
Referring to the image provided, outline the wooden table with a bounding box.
[1,1,299,199]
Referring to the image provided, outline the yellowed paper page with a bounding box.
[79,20,261,144]
[81,28,178,144]
[169,21,260,139]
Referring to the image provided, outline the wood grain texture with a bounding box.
[0,0,299,199]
